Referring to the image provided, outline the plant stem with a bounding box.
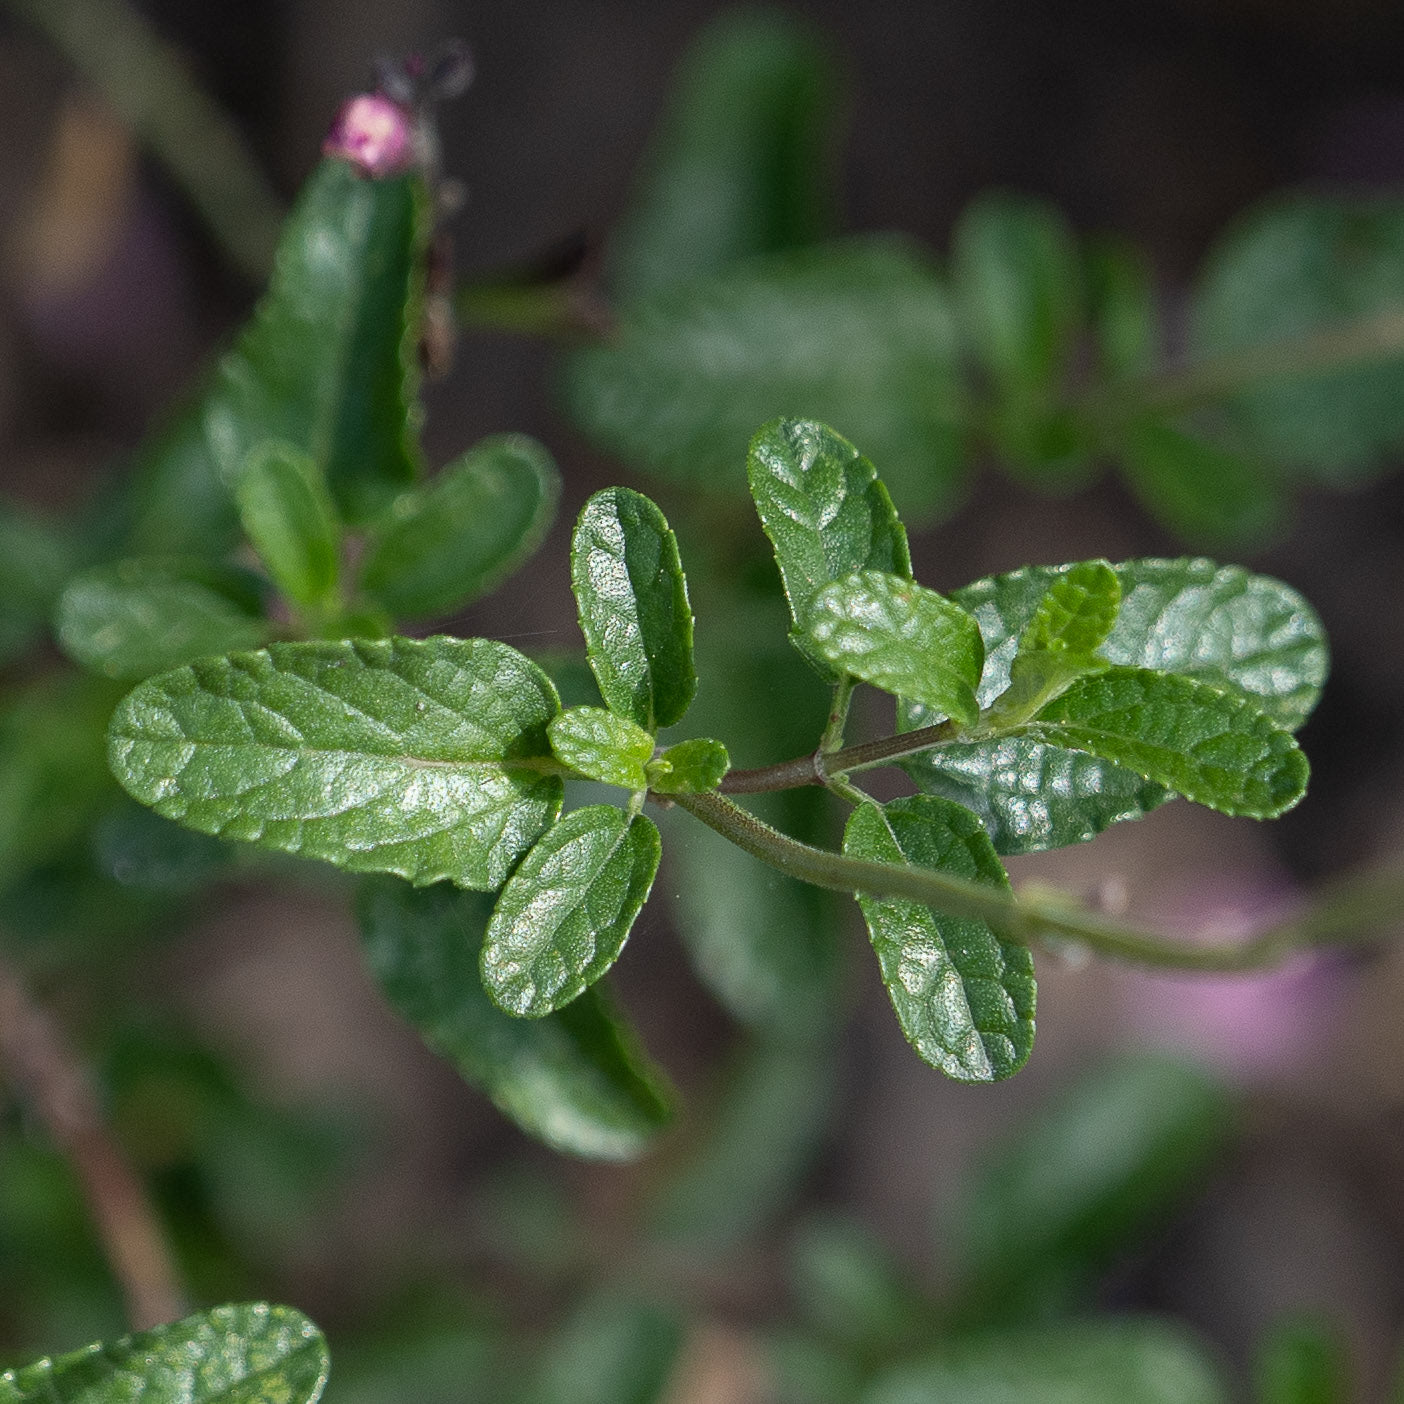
[0,957,186,1331]
[672,790,1404,973]
[720,721,958,794]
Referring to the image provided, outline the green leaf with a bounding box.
[1086,237,1157,382]
[862,1318,1228,1404]
[359,434,559,620]
[646,736,730,794]
[548,708,655,790]
[0,1303,329,1404]
[1118,416,1286,550]
[1192,194,1404,483]
[842,797,1034,1083]
[55,558,271,681]
[608,9,838,300]
[107,636,564,890]
[481,806,662,1017]
[0,500,75,667]
[1255,1314,1350,1404]
[358,877,671,1159]
[748,418,912,677]
[571,488,696,731]
[1031,665,1308,818]
[902,558,1328,852]
[564,236,967,520]
[520,1295,683,1404]
[949,1054,1232,1324]
[234,440,340,611]
[805,570,983,726]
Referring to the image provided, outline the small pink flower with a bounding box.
[322,93,415,179]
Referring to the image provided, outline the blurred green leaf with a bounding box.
[949,1054,1232,1323]
[1255,1314,1350,1404]
[91,799,231,893]
[548,707,655,789]
[360,434,559,621]
[609,8,838,300]
[521,1295,683,1404]
[481,806,661,1017]
[572,488,696,731]
[233,441,340,612]
[108,637,564,890]
[765,1332,864,1404]
[1086,237,1157,382]
[646,736,730,794]
[358,877,672,1160]
[0,1303,329,1404]
[843,797,1033,1083]
[565,237,966,520]
[56,558,271,681]
[0,501,76,667]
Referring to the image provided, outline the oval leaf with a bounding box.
[571,488,696,731]
[843,796,1034,1083]
[0,1303,329,1404]
[481,806,662,1016]
[1019,558,1120,656]
[548,707,655,790]
[358,877,671,1160]
[107,636,564,890]
[805,570,983,725]
[646,736,730,794]
[360,434,560,620]
[235,440,341,610]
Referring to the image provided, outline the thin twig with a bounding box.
[0,957,185,1330]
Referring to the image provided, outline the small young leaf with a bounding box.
[358,877,672,1160]
[1031,666,1309,818]
[571,488,696,731]
[234,440,340,610]
[0,1303,329,1404]
[56,558,271,681]
[1018,559,1120,656]
[108,636,563,889]
[548,707,655,790]
[481,806,662,1017]
[647,736,730,794]
[360,434,560,620]
[843,796,1034,1083]
[805,570,983,726]
[748,418,912,677]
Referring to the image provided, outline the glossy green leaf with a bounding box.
[481,806,661,1016]
[843,797,1034,1083]
[949,1054,1232,1324]
[1031,665,1308,818]
[1255,1314,1350,1404]
[234,440,340,610]
[902,558,1328,852]
[1192,194,1404,483]
[520,1294,683,1404]
[571,488,696,731]
[805,570,983,726]
[564,237,966,520]
[646,736,730,794]
[862,1318,1228,1404]
[748,418,912,677]
[56,558,271,681]
[358,877,671,1159]
[0,500,75,666]
[1118,416,1286,550]
[0,1303,329,1404]
[360,434,559,620]
[608,9,837,300]
[108,636,564,890]
[548,707,655,790]
[1086,237,1157,382]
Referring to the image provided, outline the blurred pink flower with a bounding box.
[322,94,415,179]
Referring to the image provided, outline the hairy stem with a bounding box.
[0,957,185,1330]
[720,721,959,794]
[673,790,1404,972]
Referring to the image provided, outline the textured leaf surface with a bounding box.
[863,1319,1227,1404]
[571,488,695,731]
[646,736,730,794]
[806,570,983,725]
[748,417,911,676]
[358,877,671,1159]
[360,434,559,620]
[108,636,563,889]
[56,558,270,681]
[548,708,654,790]
[482,806,661,1016]
[564,237,966,519]
[1019,559,1120,655]
[1032,666,1308,818]
[902,558,1327,852]
[843,797,1034,1082]
[234,441,340,610]
[0,1303,328,1404]
[608,9,836,300]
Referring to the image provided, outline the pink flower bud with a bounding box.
[322,93,415,179]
